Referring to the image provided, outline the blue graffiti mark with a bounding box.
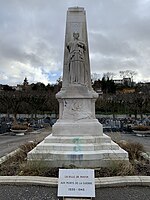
[73,137,80,144]
[69,154,83,160]
[73,146,81,152]
[73,137,81,152]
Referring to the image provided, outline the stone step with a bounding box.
[44,134,112,144]
[36,141,119,151]
[28,148,128,161]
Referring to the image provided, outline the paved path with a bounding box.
[105,132,150,152]
[0,128,51,157]
[0,129,149,158]
[0,185,149,200]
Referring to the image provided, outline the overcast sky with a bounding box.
[0,0,150,86]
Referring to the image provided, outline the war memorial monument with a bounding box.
[28,7,128,167]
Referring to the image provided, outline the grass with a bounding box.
[95,162,135,177]
[117,140,145,161]
[0,141,38,176]
[132,125,150,131]
[0,140,149,177]
[11,124,28,130]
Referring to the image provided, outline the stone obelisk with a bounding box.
[28,7,128,167]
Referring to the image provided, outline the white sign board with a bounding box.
[58,169,95,197]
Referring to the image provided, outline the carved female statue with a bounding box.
[67,32,86,85]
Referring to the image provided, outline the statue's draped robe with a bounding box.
[67,39,86,85]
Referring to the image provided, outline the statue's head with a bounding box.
[73,32,79,39]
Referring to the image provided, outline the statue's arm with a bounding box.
[78,41,86,51]
[67,42,71,52]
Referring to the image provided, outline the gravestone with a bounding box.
[28,7,128,167]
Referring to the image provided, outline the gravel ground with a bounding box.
[0,185,149,200]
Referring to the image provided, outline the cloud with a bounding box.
[0,0,150,86]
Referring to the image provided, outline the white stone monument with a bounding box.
[28,7,128,167]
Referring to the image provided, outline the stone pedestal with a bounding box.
[27,7,128,168]
[28,134,128,168]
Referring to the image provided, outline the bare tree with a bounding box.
[103,72,116,80]
[91,73,101,82]
[0,91,30,122]
[119,70,137,83]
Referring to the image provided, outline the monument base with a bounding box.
[28,121,128,168]
[52,119,103,136]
